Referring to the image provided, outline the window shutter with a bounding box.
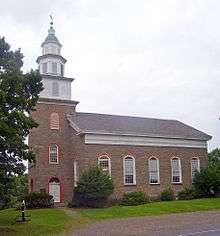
[50,112,59,130]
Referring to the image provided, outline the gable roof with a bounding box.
[67,112,211,141]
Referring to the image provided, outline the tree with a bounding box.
[0,37,43,208]
[0,37,43,174]
[208,148,220,166]
[0,173,28,209]
[74,166,114,207]
[0,168,15,209]
[194,165,220,197]
[13,174,29,201]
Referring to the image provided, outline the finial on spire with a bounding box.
[50,15,53,27]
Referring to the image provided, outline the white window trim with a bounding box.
[191,157,200,183]
[148,157,160,185]
[49,144,59,164]
[73,160,79,187]
[98,155,111,177]
[123,155,136,185]
[171,157,182,184]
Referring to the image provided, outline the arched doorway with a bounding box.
[49,177,61,203]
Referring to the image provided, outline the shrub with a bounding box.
[24,192,54,209]
[160,188,175,201]
[193,164,220,197]
[121,191,149,206]
[74,166,114,207]
[177,187,197,200]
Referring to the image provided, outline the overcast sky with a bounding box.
[0,0,219,150]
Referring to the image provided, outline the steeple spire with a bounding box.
[48,15,55,36]
[41,16,62,48]
[50,15,53,27]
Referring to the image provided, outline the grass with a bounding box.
[80,198,220,220]
[0,198,220,235]
[0,208,71,236]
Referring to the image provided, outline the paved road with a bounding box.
[179,229,220,236]
[71,210,220,236]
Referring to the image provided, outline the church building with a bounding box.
[29,22,211,204]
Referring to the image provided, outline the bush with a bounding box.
[160,188,175,201]
[194,164,220,197]
[74,166,114,207]
[177,187,197,200]
[24,192,54,209]
[121,191,149,206]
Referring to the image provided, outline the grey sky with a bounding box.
[0,0,219,150]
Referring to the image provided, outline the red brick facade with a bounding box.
[29,100,208,204]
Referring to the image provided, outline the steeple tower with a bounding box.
[36,18,73,100]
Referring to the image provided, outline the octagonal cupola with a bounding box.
[37,20,66,77]
[37,19,74,101]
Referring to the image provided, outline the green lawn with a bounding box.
[80,198,220,220]
[0,208,72,236]
[0,198,220,236]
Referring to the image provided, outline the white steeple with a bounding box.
[37,18,73,101]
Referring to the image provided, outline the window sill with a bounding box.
[49,162,59,165]
[149,183,160,185]
[124,184,136,186]
[171,182,183,185]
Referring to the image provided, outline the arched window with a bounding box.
[49,177,61,203]
[52,82,59,96]
[74,160,79,187]
[123,156,136,185]
[49,144,59,164]
[171,157,182,183]
[50,112,60,130]
[148,157,160,184]
[191,157,200,183]
[98,155,111,176]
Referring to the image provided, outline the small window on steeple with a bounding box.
[61,64,64,76]
[52,82,59,96]
[52,62,57,74]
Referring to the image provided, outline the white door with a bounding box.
[49,182,60,203]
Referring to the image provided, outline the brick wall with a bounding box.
[29,100,208,203]
[29,99,78,203]
[77,144,208,199]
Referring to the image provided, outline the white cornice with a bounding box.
[38,101,76,107]
[84,133,207,149]
[78,130,209,141]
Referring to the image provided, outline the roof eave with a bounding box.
[78,130,212,141]
[42,74,74,82]
[36,54,67,63]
